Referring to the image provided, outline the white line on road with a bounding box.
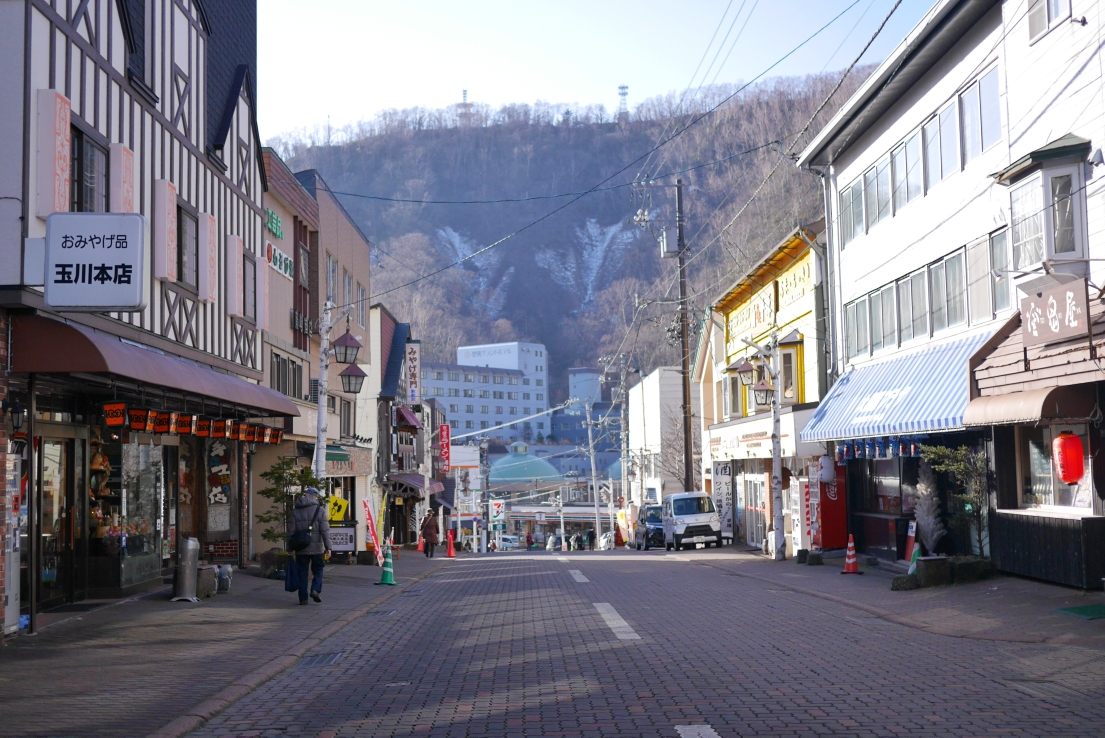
[556,556,569,562]
[675,726,721,738]
[568,569,589,582]
[593,603,640,640]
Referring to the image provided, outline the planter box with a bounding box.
[917,556,951,588]
[950,556,995,583]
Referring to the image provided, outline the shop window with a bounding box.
[870,285,896,352]
[1017,423,1092,509]
[1028,0,1070,40]
[340,398,352,437]
[71,128,108,212]
[177,207,198,288]
[845,297,869,359]
[840,178,864,246]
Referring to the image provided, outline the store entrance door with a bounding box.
[32,437,88,608]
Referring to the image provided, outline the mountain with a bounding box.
[271,70,869,402]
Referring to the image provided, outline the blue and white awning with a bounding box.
[800,332,992,442]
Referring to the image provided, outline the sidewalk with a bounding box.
[689,547,1105,647]
[0,551,458,738]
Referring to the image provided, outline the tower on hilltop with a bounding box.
[618,85,629,123]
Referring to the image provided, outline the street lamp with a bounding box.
[733,359,756,387]
[339,363,367,393]
[2,400,25,431]
[332,328,362,364]
[752,379,775,407]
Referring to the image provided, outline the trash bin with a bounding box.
[171,537,200,602]
[216,564,233,594]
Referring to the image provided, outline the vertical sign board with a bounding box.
[711,461,734,540]
[406,342,421,404]
[439,423,451,473]
[44,213,150,311]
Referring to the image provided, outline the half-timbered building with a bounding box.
[0,0,297,632]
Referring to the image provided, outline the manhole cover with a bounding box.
[299,652,345,667]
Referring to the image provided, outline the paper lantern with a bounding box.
[103,402,127,427]
[128,408,155,432]
[195,418,212,437]
[1053,432,1085,485]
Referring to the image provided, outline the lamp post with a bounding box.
[733,331,785,561]
[314,302,362,482]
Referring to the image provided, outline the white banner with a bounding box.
[712,461,734,538]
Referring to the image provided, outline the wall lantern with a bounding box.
[1053,431,1085,485]
[339,363,367,393]
[333,329,362,365]
[4,401,26,432]
[752,379,774,406]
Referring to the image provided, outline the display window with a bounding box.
[852,456,919,514]
[1017,423,1093,510]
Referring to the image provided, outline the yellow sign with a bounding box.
[727,282,775,354]
[776,252,813,324]
[328,496,349,521]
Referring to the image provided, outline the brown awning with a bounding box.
[963,385,1094,427]
[395,405,423,429]
[12,314,299,416]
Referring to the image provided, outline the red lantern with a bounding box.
[1053,432,1085,485]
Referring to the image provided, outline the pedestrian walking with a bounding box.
[290,487,332,605]
[526,533,533,550]
[587,528,596,551]
[421,511,439,558]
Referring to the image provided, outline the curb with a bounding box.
[148,558,454,738]
[701,562,1052,644]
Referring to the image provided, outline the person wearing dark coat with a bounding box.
[290,488,332,605]
[421,512,440,558]
[587,528,596,551]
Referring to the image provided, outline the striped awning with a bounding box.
[800,332,992,443]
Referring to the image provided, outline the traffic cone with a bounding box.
[446,529,456,558]
[841,534,863,575]
[375,543,398,586]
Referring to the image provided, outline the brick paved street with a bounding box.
[180,548,1105,738]
[0,553,448,737]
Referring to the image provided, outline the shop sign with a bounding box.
[103,402,127,427]
[265,241,295,281]
[207,440,233,531]
[196,418,212,437]
[45,212,150,311]
[406,342,421,404]
[1021,279,1091,348]
[776,252,814,324]
[264,208,284,239]
[440,423,451,473]
[329,526,355,552]
[727,282,775,353]
[128,408,155,432]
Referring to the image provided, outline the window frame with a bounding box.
[1010,166,1085,270]
[70,126,109,213]
[356,283,367,327]
[243,251,257,322]
[1028,0,1071,42]
[176,205,199,290]
[1016,421,1093,510]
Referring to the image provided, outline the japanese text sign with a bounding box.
[1021,279,1090,348]
[440,423,451,473]
[406,342,421,404]
[45,212,149,311]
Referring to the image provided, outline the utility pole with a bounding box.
[676,179,694,493]
[585,400,602,540]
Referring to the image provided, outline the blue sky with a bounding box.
[257,0,934,140]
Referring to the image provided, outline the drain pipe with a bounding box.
[804,165,839,385]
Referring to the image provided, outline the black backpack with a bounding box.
[288,505,321,553]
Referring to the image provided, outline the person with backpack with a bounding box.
[421,511,439,557]
[289,487,332,605]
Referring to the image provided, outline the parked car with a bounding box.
[545,535,563,551]
[598,531,615,550]
[500,535,520,550]
[663,492,722,550]
[634,504,664,550]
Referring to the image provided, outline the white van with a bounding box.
[500,535,520,551]
[662,492,722,550]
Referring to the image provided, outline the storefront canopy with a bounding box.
[12,314,298,416]
[963,385,1095,426]
[388,473,444,496]
[800,332,991,442]
[298,443,351,462]
[395,405,423,429]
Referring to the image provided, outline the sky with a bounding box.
[257,0,935,141]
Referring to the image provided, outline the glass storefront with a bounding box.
[1017,422,1093,509]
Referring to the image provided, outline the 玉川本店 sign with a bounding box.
[45,213,150,311]
[1021,279,1091,348]
[406,342,421,404]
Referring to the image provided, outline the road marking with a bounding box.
[675,726,721,738]
[569,569,589,582]
[556,556,569,562]
[593,603,640,640]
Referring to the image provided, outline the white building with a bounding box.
[797,0,1105,573]
[628,367,701,504]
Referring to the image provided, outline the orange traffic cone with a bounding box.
[446,529,457,558]
[416,536,424,552]
[841,534,863,575]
